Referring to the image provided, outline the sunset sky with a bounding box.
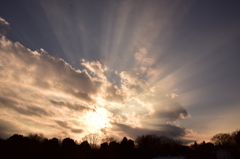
[0,0,240,144]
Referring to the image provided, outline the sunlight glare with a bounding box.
[84,108,111,131]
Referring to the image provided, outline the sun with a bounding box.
[84,108,111,131]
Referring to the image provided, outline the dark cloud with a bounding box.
[112,122,186,139]
[128,84,144,93]
[49,99,92,111]
[181,138,196,145]
[65,88,93,102]
[0,119,27,139]
[26,105,51,116]
[152,102,188,121]
[55,120,84,134]
[0,97,51,117]
[0,96,18,108]
[71,128,84,134]
[55,121,71,129]
[105,85,124,103]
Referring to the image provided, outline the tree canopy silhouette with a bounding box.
[1,130,240,159]
[82,133,101,149]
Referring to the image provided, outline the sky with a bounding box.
[0,0,240,144]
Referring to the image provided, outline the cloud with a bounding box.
[152,106,188,122]
[55,121,71,129]
[105,84,124,103]
[112,122,186,139]
[81,59,108,80]
[0,36,99,139]
[120,71,149,96]
[0,118,26,138]
[49,99,93,111]
[0,17,10,35]
[134,47,159,79]
[71,128,84,134]
[81,60,125,103]
[0,36,103,102]
[139,86,189,121]
[55,120,84,134]
[0,17,9,26]
[0,96,51,117]
[135,48,154,67]
[0,34,192,142]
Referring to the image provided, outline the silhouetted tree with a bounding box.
[28,133,45,142]
[82,133,101,149]
[74,140,91,159]
[5,134,31,158]
[136,134,159,152]
[190,141,198,150]
[28,133,46,157]
[99,142,109,159]
[120,137,135,150]
[41,137,60,159]
[231,130,240,157]
[119,137,136,159]
[79,140,91,150]
[232,130,240,146]
[100,142,108,150]
[61,137,76,159]
[211,133,233,147]
[136,134,182,158]
[0,137,5,158]
[5,130,240,159]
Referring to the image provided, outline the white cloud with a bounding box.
[81,59,108,80]
[0,36,102,102]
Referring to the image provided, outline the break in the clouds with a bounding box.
[0,24,191,141]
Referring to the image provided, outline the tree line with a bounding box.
[0,129,239,159]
